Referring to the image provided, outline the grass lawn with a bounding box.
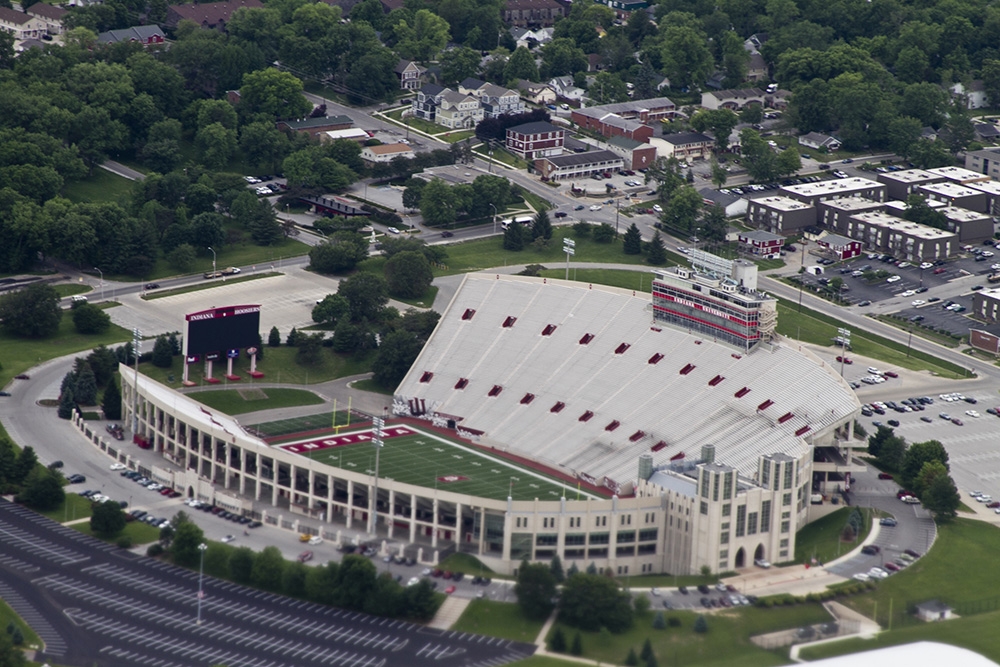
[473,145,527,169]
[798,609,1000,662]
[837,519,1000,631]
[0,596,42,652]
[142,272,281,300]
[437,552,497,577]
[349,378,393,395]
[440,130,476,143]
[391,285,439,309]
[294,425,593,502]
[0,310,131,387]
[187,387,324,415]
[246,410,359,439]
[72,519,162,545]
[434,227,683,276]
[537,268,661,292]
[774,297,967,379]
[505,657,581,667]
[793,507,873,565]
[545,604,831,667]
[382,109,448,135]
[52,283,93,298]
[62,168,134,203]
[451,600,545,643]
[39,493,96,523]
[138,346,375,389]
[108,237,310,283]
[520,190,551,213]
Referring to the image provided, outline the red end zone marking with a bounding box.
[280,426,415,453]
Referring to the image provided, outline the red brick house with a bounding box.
[165,0,263,30]
[816,233,862,260]
[503,0,565,27]
[506,121,565,160]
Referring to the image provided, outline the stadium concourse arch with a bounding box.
[119,270,861,576]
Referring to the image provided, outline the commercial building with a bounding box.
[360,143,415,163]
[972,287,1000,324]
[533,149,623,181]
[276,115,353,139]
[659,132,714,161]
[845,211,956,262]
[746,196,816,234]
[506,121,565,160]
[606,135,657,171]
[781,177,886,207]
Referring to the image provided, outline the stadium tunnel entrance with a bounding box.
[735,547,746,568]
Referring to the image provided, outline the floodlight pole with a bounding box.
[131,327,141,434]
[490,203,497,235]
[208,246,216,277]
[196,542,207,625]
[94,267,103,301]
[369,409,386,536]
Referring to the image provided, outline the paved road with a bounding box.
[0,498,534,667]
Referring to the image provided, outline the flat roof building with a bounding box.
[877,169,944,201]
[846,211,956,262]
[746,196,816,234]
[965,180,1000,216]
[965,147,1000,181]
[781,177,886,207]
[940,206,994,243]
[925,165,991,185]
[917,181,988,214]
[817,197,884,235]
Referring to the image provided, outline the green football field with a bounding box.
[284,426,602,502]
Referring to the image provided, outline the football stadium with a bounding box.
[119,253,862,576]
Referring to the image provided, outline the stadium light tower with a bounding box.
[369,409,386,535]
[196,542,208,624]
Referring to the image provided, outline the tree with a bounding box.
[640,638,654,663]
[541,38,588,79]
[876,433,907,472]
[663,186,702,232]
[296,332,325,366]
[515,560,558,620]
[647,232,667,265]
[171,521,206,567]
[690,109,739,151]
[623,223,643,255]
[312,295,350,326]
[0,284,62,338]
[12,447,37,486]
[239,121,290,171]
[549,627,567,652]
[701,204,728,243]
[239,69,312,121]
[550,555,565,583]
[419,178,458,227]
[532,209,552,241]
[590,72,629,104]
[983,59,1000,108]
[152,335,174,368]
[923,472,960,518]
[693,614,708,633]
[268,326,281,347]
[559,572,634,632]
[338,272,389,322]
[74,363,98,405]
[660,25,713,90]
[102,375,122,420]
[710,157,728,188]
[72,303,111,335]
[167,244,197,272]
[652,611,666,629]
[901,439,949,491]
[740,128,778,182]
[229,547,255,583]
[570,633,583,656]
[395,9,450,61]
[91,499,126,537]
[309,233,369,274]
[372,330,423,387]
[196,122,237,170]
[504,46,539,83]
[440,46,481,86]
[17,468,64,511]
[867,425,894,458]
[503,223,526,250]
[385,251,433,299]
[252,545,286,591]
[593,223,616,243]
[775,146,802,177]
[333,555,378,610]
[57,387,76,420]
[625,647,639,666]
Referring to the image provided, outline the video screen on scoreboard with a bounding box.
[186,305,260,356]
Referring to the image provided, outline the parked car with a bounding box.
[879,517,897,526]
[298,550,314,563]
[878,472,893,480]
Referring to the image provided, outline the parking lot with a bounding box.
[0,499,535,667]
[792,246,1000,336]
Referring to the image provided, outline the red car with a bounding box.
[836,356,853,364]
[298,550,313,563]
[933,267,946,274]
[883,562,900,572]
[444,585,456,595]
[878,472,893,480]
[14,374,29,380]
[883,371,899,378]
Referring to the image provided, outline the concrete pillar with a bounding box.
[477,507,486,556]
[431,498,439,548]
[346,479,354,529]
[387,488,396,539]
[409,497,417,543]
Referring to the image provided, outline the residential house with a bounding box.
[435,90,483,129]
[815,233,862,260]
[533,149,623,181]
[701,88,766,111]
[914,601,955,623]
[746,53,768,82]
[698,188,747,218]
[658,132,713,161]
[738,230,784,258]
[472,83,524,119]
[950,81,988,110]
[598,0,648,20]
[412,84,446,123]
[506,121,564,160]
[301,195,371,219]
[0,8,47,40]
[515,79,557,105]
[276,115,354,139]
[510,26,553,49]
[503,0,565,27]
[25,3,67,34]
[577,97,676,124]
[97,25,166,45]
[361,143,415,163]
[165,0,263,30]
[574,111,653,143]
[974,122,1000,143]
[394,60,425,90]
[457,78,486,96]
[549,76,585,102]
[798,132,840,152]
[606,135,656,171]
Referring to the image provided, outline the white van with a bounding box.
[71,295,88,303]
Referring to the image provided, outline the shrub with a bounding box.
[117,536,133,549]
[693,615,708,633]
[147,543,165,557]
[667,617,681,628]
[549,627,567,652]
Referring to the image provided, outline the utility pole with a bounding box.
[131,327,141,434]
